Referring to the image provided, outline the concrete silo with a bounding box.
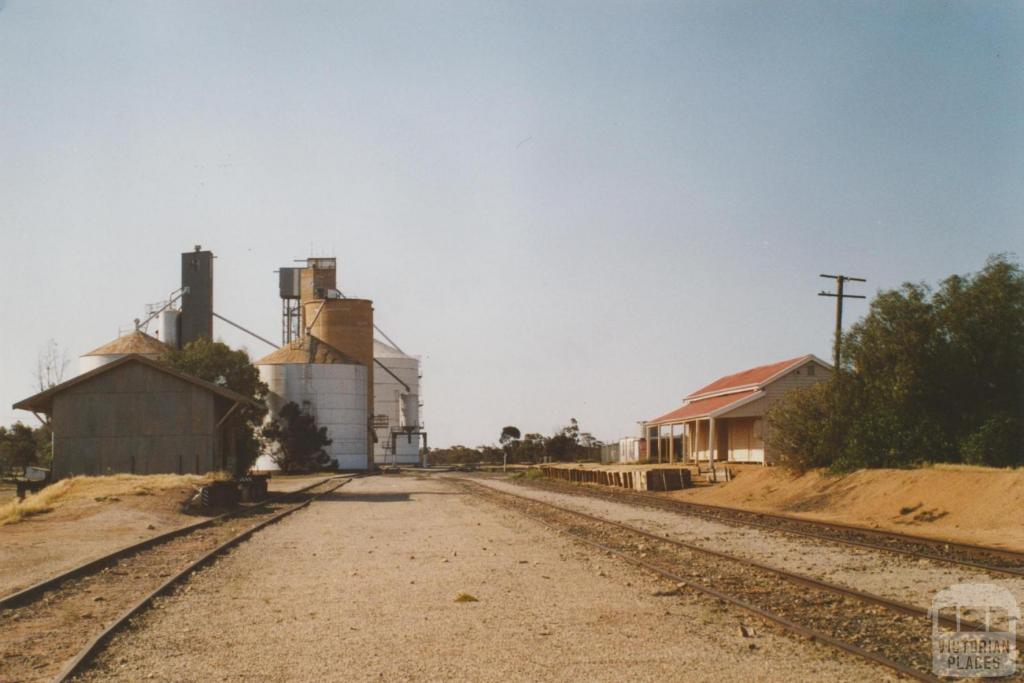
[372,340,421,466]
[78,330,170,375]
[256,336,369,470]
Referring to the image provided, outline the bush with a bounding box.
[961,415,1022,468]
[261,402,332,473]
[765,382,841,471]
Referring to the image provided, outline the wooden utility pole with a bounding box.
[818,274,866,369]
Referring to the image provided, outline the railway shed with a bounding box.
[13,354,259,479]
[644,354,832,465]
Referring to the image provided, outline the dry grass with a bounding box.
[0,473,227,526]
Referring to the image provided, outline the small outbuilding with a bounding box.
[644,355,832,465]
[13,354,259,479]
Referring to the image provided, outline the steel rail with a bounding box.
[0,475,343,611]
[516,475,1024,577]
[456,478,1024,649]
[54,476,353,682]
[454,479,950,682]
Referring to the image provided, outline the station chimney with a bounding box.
[180,245,213,348]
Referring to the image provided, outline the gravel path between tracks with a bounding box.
[469,476,1024,613]
[76,475,889,682]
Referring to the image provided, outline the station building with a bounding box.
[643,355,832,465]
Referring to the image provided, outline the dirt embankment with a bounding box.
[674,465,1024,552]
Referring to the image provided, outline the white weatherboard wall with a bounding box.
[258,363,369,470]
[372,340,421,465]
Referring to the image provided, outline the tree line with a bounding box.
[428,418,604,466]
[767,255,1024,471]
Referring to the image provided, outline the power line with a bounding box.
[818,274,866,369]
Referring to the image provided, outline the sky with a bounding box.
[1,1,1022,448]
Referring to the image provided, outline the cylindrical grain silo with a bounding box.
[156,309,180,349]
[372,339,421,466]
[303,298,374,469]
[255,336,368,471]
[78,330,170,375]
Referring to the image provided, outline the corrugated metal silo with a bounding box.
[156,309,179,349]
[302,298,375,468]
[256,336,369,471]
[372,339,421,465]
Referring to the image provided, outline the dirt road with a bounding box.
[77,475,890,682]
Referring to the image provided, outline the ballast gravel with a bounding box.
[77,475,892,682]
[478,475,1024,611]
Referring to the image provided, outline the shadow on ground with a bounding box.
[317,491,464,503]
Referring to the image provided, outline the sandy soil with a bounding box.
[78,475,890,682]
[672,464,1024,551]
[474,476,1024,615]
[0,474,330,597]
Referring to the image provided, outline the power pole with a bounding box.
[818,274,866,369]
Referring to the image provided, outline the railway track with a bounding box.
[454,478,1021,683]
[509,474,1024,578]
[0,476,351,683]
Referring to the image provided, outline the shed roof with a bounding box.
[686,355,818,399]
[646,354,831,425]
[13,354,259,415]
[82,330,170,357]
[648,390,762,425]
[255,335,359,365]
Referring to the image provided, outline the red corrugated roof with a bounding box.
[686,355,810,399]
[648,389,760,424]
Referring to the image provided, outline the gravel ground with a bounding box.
[77,475,889,682]
[470,476,1024,612]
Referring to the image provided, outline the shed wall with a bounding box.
[51,362,219,478]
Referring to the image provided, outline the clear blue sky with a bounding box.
[1,1,1021,447]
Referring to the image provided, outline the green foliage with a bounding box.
[160,338,269,474]
[769,255,1024,470]
[499,426,521,443]
[764,381,842,471]
[0,423,40,471]
[261,402,333,473]
[430,419,603,465]
[961,414,1021,468]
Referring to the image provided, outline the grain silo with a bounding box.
[78,330,170,375]
[256,335,369,470]
[372,340,421,466]
[302,297,374,468]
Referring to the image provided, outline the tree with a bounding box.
[499,426,521,467]
[0,423,39,471]
[160,338,269,474]
[518,433,547,462]
[35,338,69,392]
[261,402,332,473]
[768,255,1024,470]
